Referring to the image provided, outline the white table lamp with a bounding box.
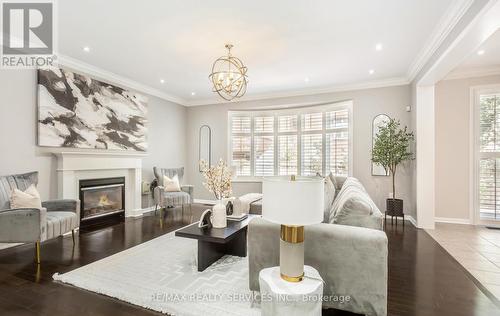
[262,176,324,282]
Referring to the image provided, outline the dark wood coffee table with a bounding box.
[175,214,259,271]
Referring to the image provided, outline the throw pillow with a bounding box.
[163,175,181,192]
[10,184,42,209]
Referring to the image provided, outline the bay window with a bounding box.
[228,101,352,179]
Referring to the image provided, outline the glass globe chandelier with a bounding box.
[209,44,248,101]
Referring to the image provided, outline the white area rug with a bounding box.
[53,232,260,316]
[0,243,21,250]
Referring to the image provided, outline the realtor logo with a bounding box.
[1,1,56,68]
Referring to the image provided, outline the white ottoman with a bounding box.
[258,265,323,316]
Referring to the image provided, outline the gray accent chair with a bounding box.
[0,172,80,263]
[153,167,193,212]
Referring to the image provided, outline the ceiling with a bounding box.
[57,0,465,105]
[448,29,500,78]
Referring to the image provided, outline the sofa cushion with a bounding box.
[0,172,38,210]
[329,177,380,228]
[161,191,190,207]
[46,211,78,240]
[323,175,336,223]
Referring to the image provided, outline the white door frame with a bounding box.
[414,0,500,227]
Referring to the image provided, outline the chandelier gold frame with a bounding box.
[209,44,248,101]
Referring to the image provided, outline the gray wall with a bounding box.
[186,85,414,214]
[435,75,500,221]
[0,69,187,208]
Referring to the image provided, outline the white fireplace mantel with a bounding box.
[55,151,145,217]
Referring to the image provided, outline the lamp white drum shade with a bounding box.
[262,177,324,226]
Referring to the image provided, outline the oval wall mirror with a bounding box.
[199,125,212,172]
[372,114,391,176]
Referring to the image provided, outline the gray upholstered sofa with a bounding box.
[0,172,80,263]
[248,176,387,316]
[153,167,193,210]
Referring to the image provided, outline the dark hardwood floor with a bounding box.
[0,205,499,316]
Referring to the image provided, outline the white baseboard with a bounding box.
[62,227,79,236]
[434,217,471,225]
[141,206,157,214]
[193,199,217,205]
[406,215,417,227]
[386,214,417,227]
[125,206,157,218]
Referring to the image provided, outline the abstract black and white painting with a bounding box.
[37,68,148,151]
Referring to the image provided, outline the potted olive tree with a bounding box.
[372,118,414,217]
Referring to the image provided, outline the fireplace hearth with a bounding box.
[79,177,125,226]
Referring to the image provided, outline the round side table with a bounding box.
[258,265,323,316]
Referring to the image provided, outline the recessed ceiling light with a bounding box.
[375,43,383,51]
[369,69,375,75]
[477,50,485,56]
[304,77,310,83]
[160,79,165,84]
[191,92,196,96]
[83,46,90,52]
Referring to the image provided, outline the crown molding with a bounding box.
[53,54,409,107]
[185,77,410,107]
[406,0,474,81]
[56,54,187,105]
[50,0,472,107]
[443,65,500,80]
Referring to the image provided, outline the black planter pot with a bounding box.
[386,198,404,216]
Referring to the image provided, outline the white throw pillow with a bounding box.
[10,184,42,209]
[163,175,181,192]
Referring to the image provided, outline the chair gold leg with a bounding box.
[35,263,41,283]
[35,241,41,264]
[71,229,75,245]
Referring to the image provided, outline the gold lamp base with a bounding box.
[280,225,305,282]
[280,272,304,282]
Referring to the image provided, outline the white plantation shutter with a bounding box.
[254,116,274,176]
[325,109,350,176]
[301,134,322,176]
[254,136,274,176]
[326,110,349,129]
[279,115,297,132]
[479,94,500,220]
[229,103,351,178]
[231,115,252,176]
[255,116,274,133]
[232,136,251,176]
[326,131,349,176]
[479,159,498,217]
[231,116,251,134]
[278,135,298,175]
[302,113,322,131]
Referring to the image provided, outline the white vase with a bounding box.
[211,200,227,228]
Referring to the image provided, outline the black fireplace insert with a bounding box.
[79,177,125,226]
